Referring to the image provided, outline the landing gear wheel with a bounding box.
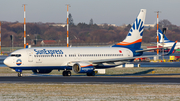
[67,71,71,76]
[87,71,95,76]
[62,71,71,76]
[62,71,67,76]
[17,72,22,77]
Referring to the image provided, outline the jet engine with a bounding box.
[72,62,94,73]
[32,69,52,74]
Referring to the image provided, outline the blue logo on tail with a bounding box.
[112,18,144,49]
[112,9,146,50]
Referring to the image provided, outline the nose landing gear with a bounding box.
[17,72,22,77]
[15,69,23,77]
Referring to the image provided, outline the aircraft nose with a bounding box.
[3,58,10,67]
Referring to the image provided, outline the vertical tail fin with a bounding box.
[158,28,174,43]
[112,9,146,49]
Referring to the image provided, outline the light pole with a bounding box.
[66,4,70,47]
[155,11,161,61]
[22,4,27,48]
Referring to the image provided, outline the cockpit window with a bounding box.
[10,54,21,57]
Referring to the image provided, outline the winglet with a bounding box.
[165,40,177,55]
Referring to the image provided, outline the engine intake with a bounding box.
[72,62,94,73]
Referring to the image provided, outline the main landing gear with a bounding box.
[86,71,95,76]
[62,71,71,76]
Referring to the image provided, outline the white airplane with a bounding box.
[3,9,177,77]
[158,28,180,49]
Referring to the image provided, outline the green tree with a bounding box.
[68,13,74,25]
[89,18,93,25]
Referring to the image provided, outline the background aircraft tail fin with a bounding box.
[158,28,174,43]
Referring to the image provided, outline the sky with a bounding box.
[0,0,180,26]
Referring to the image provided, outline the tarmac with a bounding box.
[1,76,180,84]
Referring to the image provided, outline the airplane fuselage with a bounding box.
[4,47,134,70]
[158,42,180,49]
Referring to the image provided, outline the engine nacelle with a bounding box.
[32,69,52,74]
[72,62,94,73]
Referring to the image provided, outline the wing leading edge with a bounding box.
[89,41,177,64]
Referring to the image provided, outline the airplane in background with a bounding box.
[158,28,180,49]
[3,9,177,77]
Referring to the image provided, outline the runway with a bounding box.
[1,76,180,84]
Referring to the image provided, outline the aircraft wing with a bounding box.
[68,41,177,65]
[136,48,163,53]
[136,41,177,53]
[89,55,160,64]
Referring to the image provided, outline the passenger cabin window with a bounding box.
[10,54,21,57]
